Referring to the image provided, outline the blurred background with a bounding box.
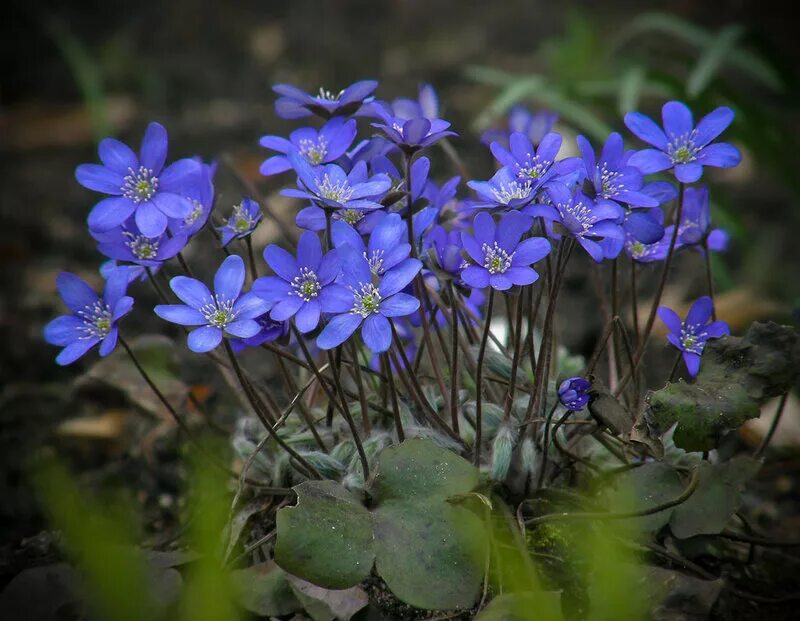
[1,0,799,608]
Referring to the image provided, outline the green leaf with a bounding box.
[274,481,374,589]
[604,463,684,534]
[230,562,301,617]
[475,592,564,621]
[373,500,485,611]
[687,25,744,98]
[669,456,761,538]
[371,438,479,502]
[275,440,485,611]
[646,322,800,451]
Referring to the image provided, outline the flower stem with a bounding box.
[617,182,685,396]
[348,341,372,436]
[754,392,789,459]
[536,403,560,490]
[474,288,496,467]
[504,287,527,420]
[704,240,717,320]
[382,352,405,442]
[448,282,461,433]
[327,350,370,481]
[222,338,321,479]
[245,235,258,283]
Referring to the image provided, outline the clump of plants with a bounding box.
[42,79,800,619]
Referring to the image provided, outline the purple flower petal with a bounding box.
[233,292,272,319]
[297,231,323,271]
[155,304,207,325]
[56,272,99,313]
[139,122,168,173]
[318,284,353,313]
[56,339,98,366]
[294,300,321,333]
[695,106,734,147]
[43,315,84,346]
[214,255,245,302]
[98,327,119,356]
[135,201,169,237]
[170,276,213,310]
[696,143,741,168]
[153,192,193,218]
[402,118,431,145]
[379,293,419,317]
[252,276,292,302]
[111,296,134,321]
[662,101,693,139]
[683,351,701,377]
[378,258,421,297]
[461,265,489,289]
[461,233,485,264]
[225,319,261,338]
[628,149,672,174]
[99,138,138,174]
[260,155,291,176]
[87,196,136,232]
[657,306,682,336]
[187,326,223,352]
[505,267,538,286]
[270,296,304,321]
[511,237,550,266]
[317,313,363,350]
[674,163,703,183]
[686,296,713,326]
[361,313,392,352]
[75,164,124,195]
[704,320,730,339]
[264,245,301,282]
[496,211,531,252]
[624,112,668,150]
[489,273,513,290]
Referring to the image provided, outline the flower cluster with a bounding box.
[46,78,739,430]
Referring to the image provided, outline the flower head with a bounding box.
[460,211,550,291]
[273,80,378,119]
[44,269,134,365]
[558,377,591,411]
[92,218,188,267]
[385,83,440,121]
[675,186,729,252]
[259,117,358,176]
[490,131,580,189]
[332,213,411,277]
[371,102,456,153]
[168,158,216,238]
[316,245,422,353]
[625,101,741,183]
[530,183,625,262]
[283,152,391,212]
[253,231,349,333]
[466,166,537,211]
[218,198,262,247]
[76,122,204,237]
[230,313,289,353]
[577,132,659,208]
[424,225,467,282]
[657,296,730,377]
[154,255,271,352]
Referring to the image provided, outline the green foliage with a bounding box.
[646,322,800,451]
[669,456,761,538]
[275,439,486,610]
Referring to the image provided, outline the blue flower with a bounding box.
[43,269,134,365]
[253,231,350,333]
[331,213,411,277]
[460,211,550,291]
[371,103,456,152]
[273,80,378,119]
[577,132,659,208]
[674,186,729,252]
[230,313,289,353]
[625,101,741,183]
[424,224,466,281]
[490,131,580,188]
[92,218,188,267]
[480,105,558,149]
[154,255,271,353]
[283,152,391,212]
[168,158,217,238]
[466,167,538,210]
[259,117,358,176]
[295,204,387,236]
[76,122,204,237]
[529,183,625,262]
[657,296,730,377]
[387,83,440,120]
[316,246,422,353]
[558,377,591,411]
[217,198,262,247]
